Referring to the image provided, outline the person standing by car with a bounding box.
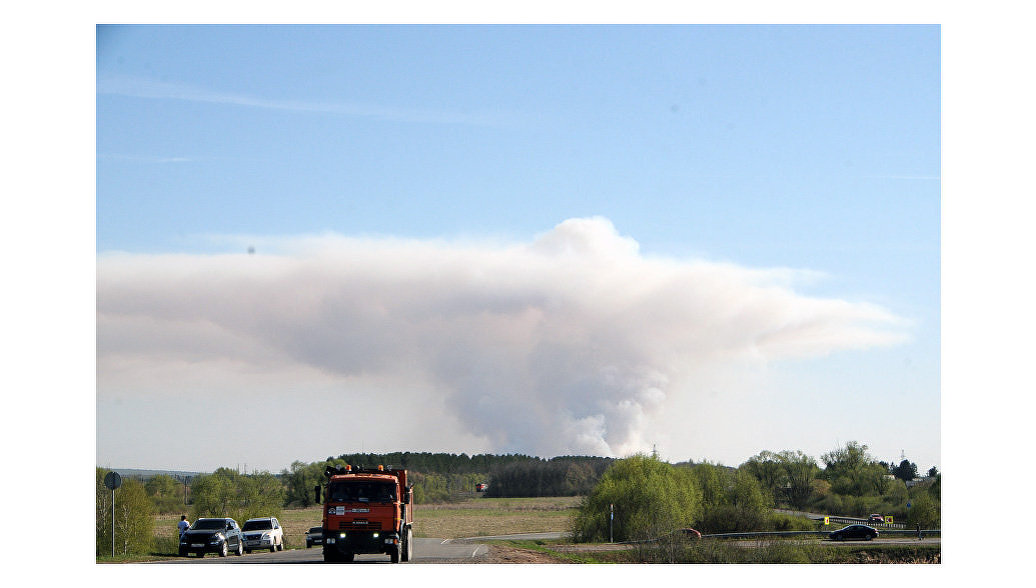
[178,515,190,538]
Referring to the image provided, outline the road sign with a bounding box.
[104,471,122,490]
[823,516,830,525]
[886,515,893,524]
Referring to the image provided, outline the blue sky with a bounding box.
[95,24,940,474]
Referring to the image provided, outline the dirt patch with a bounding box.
[476,544,566,563]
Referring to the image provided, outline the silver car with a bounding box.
[241,517,285,553]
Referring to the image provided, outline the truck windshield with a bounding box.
[328,481,396,503]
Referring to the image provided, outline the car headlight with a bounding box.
[210,534,225,544]
[262,532,271,540]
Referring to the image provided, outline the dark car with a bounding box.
[179,517,245,557]
[829,524,879,541]
[306,526,324,548]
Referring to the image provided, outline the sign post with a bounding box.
[104,472,122,557]
[609,504,614,543]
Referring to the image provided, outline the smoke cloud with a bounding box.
[97,217,907,458]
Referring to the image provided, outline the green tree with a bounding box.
[821,442,888,496]
[906,491,940,529]
[687,462,730,512]
[96,469,155,556]
[893,459,918,482]
[190,468,286,522]
[145,474,185,514]
[821,441,871,477]
[740,451,788,502]
[190,468,242,520]
[778,450,820,509]
[573,454,701,542]
[694,468,773,533]
[239,471,285,521]
[282,460,332,507]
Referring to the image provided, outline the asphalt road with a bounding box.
[152,538,488,564]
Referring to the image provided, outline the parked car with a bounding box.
[680,528,702,539]
[242,517,285,553]
[179,517,244,557]
[306,526,324,548]
[867,513,885,523]
[829,524,879,541]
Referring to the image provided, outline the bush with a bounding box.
[769,513,818,532]
[691,467,773,533]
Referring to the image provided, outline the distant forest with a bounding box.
[300,451,619,501]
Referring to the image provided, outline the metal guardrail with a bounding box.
[701,529,939,540]
[621,526,941,544]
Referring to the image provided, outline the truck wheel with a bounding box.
[390,543,400,563]
[402,528,413,562]
[343,552,354,562]
[323,549,336,563]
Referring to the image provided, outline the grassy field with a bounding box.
[149,495,581,555]
[413,495,581,538]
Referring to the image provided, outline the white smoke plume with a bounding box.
[97,217,907,458]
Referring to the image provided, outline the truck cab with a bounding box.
[321,464,414,563]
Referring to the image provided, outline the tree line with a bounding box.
[573,441,941,542]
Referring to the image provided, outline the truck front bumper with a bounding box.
[324,530,399,554]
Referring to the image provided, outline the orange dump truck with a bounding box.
[321,464,414,563]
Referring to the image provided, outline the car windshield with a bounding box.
[242,520,273,531]
[191,519,226,530]
[309,527,322,533]
[328,481,396,503]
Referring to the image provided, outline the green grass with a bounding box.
[413,496,580,539]
[545,538,941,564]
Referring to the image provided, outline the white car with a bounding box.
[241,517,285,553]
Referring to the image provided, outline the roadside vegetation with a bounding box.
[96,440,939,562]
[519,538,941,564]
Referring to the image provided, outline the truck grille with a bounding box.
[337,520,382,531]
